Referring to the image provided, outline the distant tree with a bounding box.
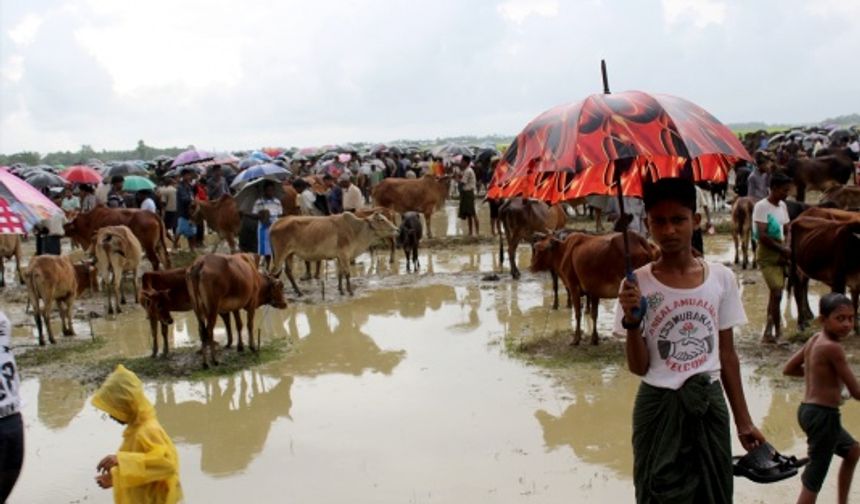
[0,151,41,165]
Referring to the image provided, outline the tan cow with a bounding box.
[269,212,399,296]
[192,194,241,252]
[187,253,287,368]
[93,225,143,315]
[353,206,398,263]
[0,234,24,288]
[371,175,449,238]
[25,255,86,345]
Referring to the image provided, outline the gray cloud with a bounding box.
[1,0,858,154]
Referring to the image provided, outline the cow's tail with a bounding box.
[157,217,171,269]
[188,261,206,334]
[498,224,505,266]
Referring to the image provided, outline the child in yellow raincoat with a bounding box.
[92,364,182,503]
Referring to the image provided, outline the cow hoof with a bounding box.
[569,337,580,346]
[39,340,46,347]
[591,338,599,346]
[151,352,158,359]
[237,346,244,353]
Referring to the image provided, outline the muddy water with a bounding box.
[8,223,856,502]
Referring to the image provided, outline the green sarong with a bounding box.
[632,374,732,504]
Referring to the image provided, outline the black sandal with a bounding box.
[733,442,800,484]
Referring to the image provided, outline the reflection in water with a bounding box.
[38,378,88,430]
[535,367,639,475]
[155,372,293,477]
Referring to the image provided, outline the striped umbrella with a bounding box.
[0,197,26,235]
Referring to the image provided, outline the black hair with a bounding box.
[292,179,309,191]
[820,292,853,318]
[111,175,125,185]
[769,172,792,188]
[79,184,94,193]
[643,177,696,213]
[322,174,334,181]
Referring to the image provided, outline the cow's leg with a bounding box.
[233,310,245,352]
[161,322,169,357]
[424,210,433,239]
[144,246,160,272]
[412,244,419,271]
[509,238,520,279]
[732,227,740,266]
[285,257,303,296]
[43,295,57,345]
[113,269,123,313]
[301,261,312,281]
[404,244,411,273]
[32,295,45,346]
[119,270,127,305]
[149,318,159,358]
[589,295,600,345]
[246,308,257,352]
[570,289,583,346]
[60,297,75,336]
[205,311,219,367]
[15,252,23,285]
[388,237,395,264]
[551,271,560,310]
[220,313,234,348]
[594,208,603,232]
[750,238,757,269]
[0,257,5,288]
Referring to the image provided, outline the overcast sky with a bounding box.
[1,0,858,154]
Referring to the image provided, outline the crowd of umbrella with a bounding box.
[0,142,502,235]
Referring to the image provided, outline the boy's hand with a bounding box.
[97,454,118,473]
[618,277,642,325]
[737,424,766,451]
[95,472,113,489]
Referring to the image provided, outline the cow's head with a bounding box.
[262,275,288,309]
[366,212,399,238]
[73,261,98,296]
[140,288,174,325]
[530,230,569,273]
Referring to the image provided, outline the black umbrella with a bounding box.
[25,171,67,189]
[234,177,286,214]
[103,162,148,180]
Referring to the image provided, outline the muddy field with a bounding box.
[4,203,858,503]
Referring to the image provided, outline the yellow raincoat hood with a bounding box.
[92,365,182,503]
[92,364,154,425]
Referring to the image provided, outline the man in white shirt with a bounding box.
[341,176,364,213]
[752,172,792,343]
[457,156,479,236]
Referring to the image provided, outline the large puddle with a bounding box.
[6,208,856,503]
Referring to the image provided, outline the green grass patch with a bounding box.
[16,336,107,368]
[95,338,291,381]
[503,327,625,369]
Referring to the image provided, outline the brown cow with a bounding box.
[192,194,241,252]
[93,225,143,315]
[781,152,854,202]
[25,255,86,345]
[820,185,860,211]
[63,205,171,270]
[187,253,287,368]
[498,198,567,279]
[371,175,449,238]
[140,267,239,358]
[0,234,24,288]
[533,230,657,345]
[269,212,398,296]
[281,184,301,216]
[530,228,577,310]
[790,207,860,333]
[730,197,756,269]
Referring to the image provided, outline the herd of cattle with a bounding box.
[1,149,859,366]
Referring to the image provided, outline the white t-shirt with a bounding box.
[140,197,157,213]
[752,198,789,241]
[0,311,21,418]
[613,262,748,390]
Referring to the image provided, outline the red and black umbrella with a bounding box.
[488,62,751,316]
[0,197,26,235]
[488,90,750,202]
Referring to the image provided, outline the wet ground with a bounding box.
[4,203,858,503]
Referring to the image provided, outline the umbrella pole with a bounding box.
[613,159,647,319]
[601,59,610,94]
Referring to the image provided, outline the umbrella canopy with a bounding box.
[0,197,26,235]
[262,147,283,158]
[234,177,286,214]
[25,171,68,189]
[431,143,473,158]
[103,162,148,180]
[122,175,156,192]
[488,90,751,203]
[171,149,214,168]
[61,165,102,185]
[248,151,273,162]
[0,167,64,231]
[230,163,291,189]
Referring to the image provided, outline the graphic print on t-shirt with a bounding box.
[646,295,717,373]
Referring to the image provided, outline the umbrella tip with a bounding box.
[600,59,610,94]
